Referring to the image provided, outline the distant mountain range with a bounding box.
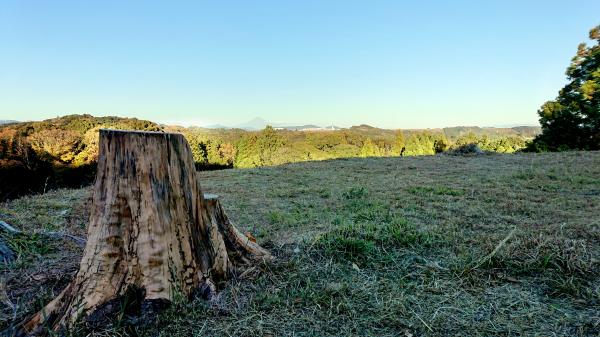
[206,117,341,131]
[204,117,540,135]
[0,116,540,135]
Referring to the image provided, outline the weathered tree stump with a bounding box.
[13,130,271,336]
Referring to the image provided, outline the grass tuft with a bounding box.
[408,185,464,196]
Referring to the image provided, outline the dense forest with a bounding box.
[0,115,162,200]
[0,114,538,201]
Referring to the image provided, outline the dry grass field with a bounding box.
[1,151,599,336]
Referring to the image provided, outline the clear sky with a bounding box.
[1,1,599,128]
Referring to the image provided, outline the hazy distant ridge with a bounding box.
[205,117,540,135]
[205,117,341,131]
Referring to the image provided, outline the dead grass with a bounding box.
[1,151,600,336]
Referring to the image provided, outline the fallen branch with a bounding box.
[0,221,20,234]
[470,226,517,271]
[0,220,85,246]
[42,231,86,246]
[410,308,433,332]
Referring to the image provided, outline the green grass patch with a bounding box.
[408,185,464,196]
[341,186,368,199]
[316,187,437,261]
[0,232,55,270]
[316,218,434,261]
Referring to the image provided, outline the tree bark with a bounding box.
[12,130,271,336]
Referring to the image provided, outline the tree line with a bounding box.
[176,125,530,169]
[0,115,535,200]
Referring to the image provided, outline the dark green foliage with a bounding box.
[446,143,484,155]
[531,25,600,151]
[433,136,449,153]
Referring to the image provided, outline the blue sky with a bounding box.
[1,1,599,128]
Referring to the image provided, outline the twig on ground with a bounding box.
[470,226,517,271]
[0,220,85,246]
[410,308,433,332]
[42,231,87,246]
[0,221,20,234]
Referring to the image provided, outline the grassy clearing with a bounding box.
[0,188,88,327]
[1,152,600,336]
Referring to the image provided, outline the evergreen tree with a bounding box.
[404,132,436,156]
[393,130,406,155]
[257,126,285,165]
[532,25,600,151]
[360,138,381,157]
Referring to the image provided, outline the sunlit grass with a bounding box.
[2,151,599,336]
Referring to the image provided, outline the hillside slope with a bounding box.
[0,114,540,201]
[1,152,598,336]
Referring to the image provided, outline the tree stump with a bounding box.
[13,130,271,336]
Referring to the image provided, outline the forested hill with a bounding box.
[0,115,162,200]
[0,114,539,200]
